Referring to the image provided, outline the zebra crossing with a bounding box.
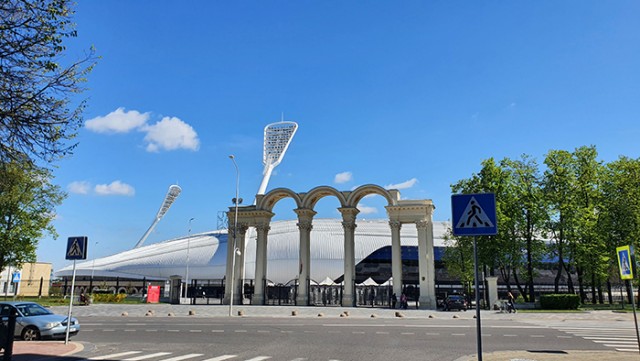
[79,351,335,361]
[555,325,640,352]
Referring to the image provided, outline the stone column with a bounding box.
[252,223,271,305]
[339,207,359,307]
[295,208,316,306]
[389,220,403,298]
[485,276,499,309]
[416,219,436,309]
[234,224,248,305]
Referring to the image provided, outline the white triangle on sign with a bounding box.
[456,196,495,229]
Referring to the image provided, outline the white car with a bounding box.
[0,302,80,341]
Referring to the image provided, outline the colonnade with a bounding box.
[223,184,437,309]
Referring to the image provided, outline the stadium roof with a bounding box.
[55,219,451,284]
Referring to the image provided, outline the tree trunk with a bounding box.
[554,240,564,293]
[577,267,586,303]
[526,217,535,303]
[607,280,613,305]
[513,269,528,302]
[591,271,597,304]
[563,262,574,293]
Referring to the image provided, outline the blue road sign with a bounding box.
[11,272,20,283]
[66,236,88,260]
[451,193,498,236]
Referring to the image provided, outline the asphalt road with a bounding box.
[62,316,613,361]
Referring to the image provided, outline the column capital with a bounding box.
[255,223,271,233]
[389,220,402,231]
[338,207,360,222]
[415,219,429,230]
[297,219,313,232]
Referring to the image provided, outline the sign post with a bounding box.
[64,236,88,344]
[617,245,640,355]
[452,193,498,361]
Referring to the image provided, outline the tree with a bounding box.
[543,149,576,293]
[503,155,547,302]
[0,159,64,272]
[0,0,95,165]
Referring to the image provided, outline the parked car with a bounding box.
[442,295,468,311]
[0,301,80,341]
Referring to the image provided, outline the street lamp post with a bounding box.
[90,241,99,292]
[229,155,242,316]
[185,218,195,302]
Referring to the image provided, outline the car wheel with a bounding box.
[22,326,41,341]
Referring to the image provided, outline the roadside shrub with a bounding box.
[540,294,580,310]
[92,293,127,303]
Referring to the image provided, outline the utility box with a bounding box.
[147,285,161,303]
[169,276,182,305]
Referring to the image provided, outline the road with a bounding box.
[59,316,629,361]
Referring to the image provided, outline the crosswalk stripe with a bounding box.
[158,354,204,361]
[289,358,307,361]
[125,352,173,360]
[200,355,237,361]
[244,357,271,361]
[89,351,142,360]
[617,348,640,352]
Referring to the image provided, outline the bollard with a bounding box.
[3,308,17,361]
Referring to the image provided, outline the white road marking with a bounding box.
[244,357,271,361]
[158,354,204,361]
[201,356,237,361]
[89,351,142,360]
[125,352,172,361]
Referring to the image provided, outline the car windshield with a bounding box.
[16,304,53,317]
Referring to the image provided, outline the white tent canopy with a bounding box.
[357,277,379,286]
[318,277,336,286]
[379,277,393,286]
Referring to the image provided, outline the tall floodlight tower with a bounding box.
[134,185,182,249]
[255,120,298,199]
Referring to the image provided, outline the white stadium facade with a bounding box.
[56,218,451,284]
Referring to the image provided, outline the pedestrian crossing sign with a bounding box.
[451,193,498,236]
[617,245,635,280]
[66,236,88,260]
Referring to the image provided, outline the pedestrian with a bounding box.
[391,293,397,309]
[369,290,375,307]
[507,291,516,313]
[400,293,407,309]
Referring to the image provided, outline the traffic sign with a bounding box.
[451,193,497,236]
[66,236,88,260]
[11,271,21,283]
[617,245,635,280]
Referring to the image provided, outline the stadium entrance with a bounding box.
[224,184,438,309]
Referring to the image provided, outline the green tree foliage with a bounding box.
[0,0,95,165]
[447,146,638,304]
[0,159,64,271]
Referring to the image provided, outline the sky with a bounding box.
[38,1,640,272]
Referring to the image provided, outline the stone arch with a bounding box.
[301,185,348,209]
[258,188,303,212]
[346,184,398,208]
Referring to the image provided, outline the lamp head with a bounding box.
[229,155,234,159]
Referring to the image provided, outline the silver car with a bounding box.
[0,301,80,341]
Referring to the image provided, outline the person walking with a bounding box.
[400,293,408,309]
[390,293,397,309]
[507,291,517,313]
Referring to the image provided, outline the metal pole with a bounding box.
[65,260,77,344]
[473,236,483,361]
[628,280,640,355]
[186,218,194,302]
[229,155,240,317]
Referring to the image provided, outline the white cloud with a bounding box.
[385,178,418,190]
[357,204,378,215]
[334,171,353,184]
[67,181,91,195]
[95,181,135,196]
[85,107,150,133]
[142,116,200,152]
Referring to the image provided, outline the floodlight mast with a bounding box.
[255,121,298,200]
[134,185,182,249]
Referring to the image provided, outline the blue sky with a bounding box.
[40,1,640,271]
